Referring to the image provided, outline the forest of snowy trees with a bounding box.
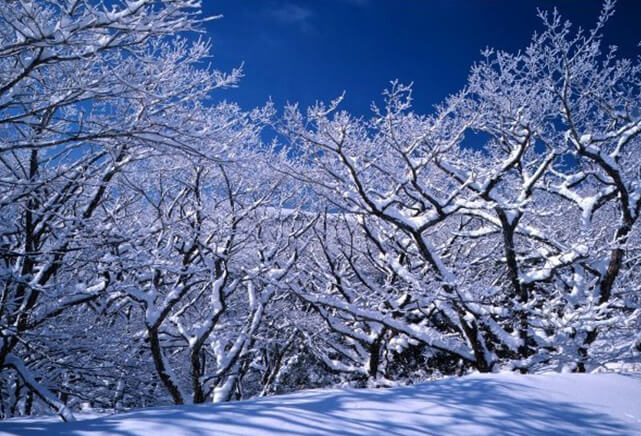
[0,0,639,422]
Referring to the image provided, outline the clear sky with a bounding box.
[202,0,641,115]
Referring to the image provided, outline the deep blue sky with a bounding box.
[202,0,641,115]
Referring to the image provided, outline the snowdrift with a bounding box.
[2,373,640,435]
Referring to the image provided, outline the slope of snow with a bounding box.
[2,373,641,435]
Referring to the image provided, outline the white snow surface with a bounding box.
[2,373,641,435]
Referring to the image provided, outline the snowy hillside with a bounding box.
[2,373,640,435]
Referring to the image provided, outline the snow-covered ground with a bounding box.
[2,373,640,435]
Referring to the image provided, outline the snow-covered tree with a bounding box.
[112,145,312,405]
[0,0,240,420]
[280,0,640,377]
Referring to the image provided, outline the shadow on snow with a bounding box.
[1,376,636,436]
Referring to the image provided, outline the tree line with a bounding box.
[0,0,639,421]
